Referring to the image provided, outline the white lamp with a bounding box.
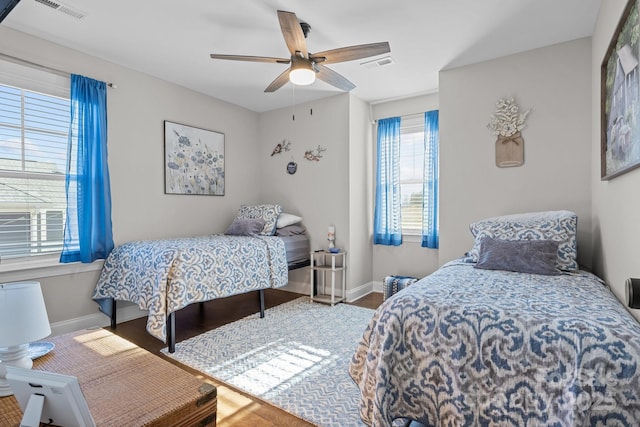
[289,57,315,86]
[327,225,335,249]
[0,281,51,397]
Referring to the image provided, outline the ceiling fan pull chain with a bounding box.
[292,85,296,121]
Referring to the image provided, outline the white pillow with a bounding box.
[277,213,303,228]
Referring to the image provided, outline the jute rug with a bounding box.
[161,297,374,427]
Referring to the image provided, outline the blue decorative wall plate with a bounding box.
[287,161,297,174]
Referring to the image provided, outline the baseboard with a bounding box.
[282,280,383,303]
[344,281,370,302]
[50,304,147,337]
[371,280,383,294]
[279,280,309,296]
[351,280,383,297]
[48,282,384,337]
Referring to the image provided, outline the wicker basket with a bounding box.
[383,275,418,300]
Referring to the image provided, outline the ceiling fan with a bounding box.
[209,10,390,93]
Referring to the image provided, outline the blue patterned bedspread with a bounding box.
[349,261,640,426]
[93,235,288,342]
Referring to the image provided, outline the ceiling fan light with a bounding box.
[289,61,315,86]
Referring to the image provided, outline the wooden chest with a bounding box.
[0,329,216,426]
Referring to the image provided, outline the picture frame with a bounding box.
[7,366,96,427]
[164,121,225,195]
[601,0,640,180]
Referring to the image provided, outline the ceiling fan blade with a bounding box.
[310,42,390,64]
[264,68,291,92]
[277,10,308,56]
[209,54,290,64]
[315,64,356,91]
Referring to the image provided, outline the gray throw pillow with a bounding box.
[474,237,560,276]
[225,218,266,236]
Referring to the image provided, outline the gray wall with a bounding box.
[592,1,640,322]
[257,93,373,300]
[438,38,593,269]
[347,95,374,298]
[257,94,368,298]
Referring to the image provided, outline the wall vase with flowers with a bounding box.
[487,97,531,168]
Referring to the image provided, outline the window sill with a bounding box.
[402,234,422,244]
[0,256,104,283]
[400,234,439,249]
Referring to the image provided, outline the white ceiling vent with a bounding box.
[360,56,395,69]
[34,0,86,20]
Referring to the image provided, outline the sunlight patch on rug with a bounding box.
[209,339,336,397]
[161,297,374,427]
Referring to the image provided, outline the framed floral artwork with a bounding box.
[601,0,640,180]
[164,121,225,195]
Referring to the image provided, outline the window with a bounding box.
[0,58,71,262]
[374,111,439,248]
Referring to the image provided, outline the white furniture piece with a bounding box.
[309,250,346,305]
[0,281,51,397]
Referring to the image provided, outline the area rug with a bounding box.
[161,297,374,427]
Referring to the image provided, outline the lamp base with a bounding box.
[327,238,336,250]
[0,344,33,396]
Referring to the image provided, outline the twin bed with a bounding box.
[349,210,640,426]
[92,204,309,352]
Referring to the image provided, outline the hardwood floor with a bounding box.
[107,289,383,427]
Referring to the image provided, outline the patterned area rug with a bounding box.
[161,297,374,427]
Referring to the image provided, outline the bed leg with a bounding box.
[167,312,176,353]
[110,298,117,329]
[259,289,265,318]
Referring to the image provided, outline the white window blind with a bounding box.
[0,57,71,261]
[399,113,425,235]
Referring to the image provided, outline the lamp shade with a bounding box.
[289,58,315,86]
[0,282,51,348]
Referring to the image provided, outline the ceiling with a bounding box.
[3,0,601,113]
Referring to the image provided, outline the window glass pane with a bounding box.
[0,126,21,167]
[24,91,70,133]
[0,77,70,260]
[0,85,21,125]
[46,210,64,242]
[0,212,30,257]
[401,182,422,231]
[399,114,426,235]
[24,130,68,174]
[400,131,424,182]
[0,174,67,258]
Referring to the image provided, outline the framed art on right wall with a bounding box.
[601,0,640,180]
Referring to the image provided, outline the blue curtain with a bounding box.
[60,74,114,263]
[373,117,402,246]
[421,110,439,248]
